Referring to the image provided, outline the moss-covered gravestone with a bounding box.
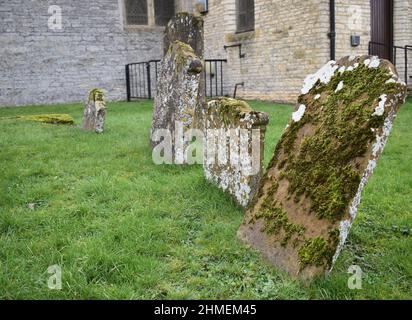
[83,89,106,134]
[238,55,407,280]
[150,41,203,162]
[204,98,269,207]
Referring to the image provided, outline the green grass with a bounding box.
[0,99,411,300]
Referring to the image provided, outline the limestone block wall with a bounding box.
[0,0,165,107]
[203,0,411,103]
[203,0,330,104]
[394,0,412,84]
[334,0,371,58]
[334,0,412,84]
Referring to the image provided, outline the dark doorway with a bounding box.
[370,0,394,62]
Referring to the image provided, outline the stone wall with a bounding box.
[203,0,411,104]
[203,0,330,104]
[334,0,371,59]
[394,0,412,85]
[334,0,412,84]
[2,0,410,107]
[0,0,166,107]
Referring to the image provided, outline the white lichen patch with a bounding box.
[331,110,398,271]
[368,56,380,68]
[314,94,321,100]
[292,104,306,122]
[301,61,338,94]
[335,81,344,93]
[372,94,387,117]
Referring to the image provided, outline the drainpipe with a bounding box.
[329,0,336,61]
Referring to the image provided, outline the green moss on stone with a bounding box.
[89,89,104,102]
[213,98,253,126]
[251,181,306,247]
[168,40,200,74]
[270,61,403,221]
[298,229,339,270]
[14,114,74,125]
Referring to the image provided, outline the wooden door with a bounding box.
[370,0,394,62]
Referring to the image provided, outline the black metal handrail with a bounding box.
[126,59,228,101]
[204,59,228,98]
[126,60,161,100]
[368,41,412,85]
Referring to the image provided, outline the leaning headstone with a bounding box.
[83,89,106,134]
[238,55,407,280]
[204,98,269,207]
[164,13,205,128]
[150,40,203,163]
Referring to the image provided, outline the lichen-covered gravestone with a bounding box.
[238,55,407,280]
[204,98,269,207]
[150,41,203,162]
[163,12,205,128]
[83,89,106,134]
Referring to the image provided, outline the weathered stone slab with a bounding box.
[150,40,203,161]
[82,89,106,133]
[204,98,269,207]
[238,55,407,280]
[11,114,74,125]
[164,13,205,128]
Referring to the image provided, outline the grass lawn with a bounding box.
[0,99,411,300]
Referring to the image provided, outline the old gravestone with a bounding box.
[238,55,407,280]
[150,40,203,162]
[164,12,204,60]
[83,88,106,134]
[163,12,205,129]
[204,98,269,207]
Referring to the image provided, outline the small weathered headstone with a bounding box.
[150,40,203,162]
[204,98,269,207]
[238,55,407,280]
[83,89,106,134]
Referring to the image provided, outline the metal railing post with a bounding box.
[126,64,131,102]
[147,62,152,99]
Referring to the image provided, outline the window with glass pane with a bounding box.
[237,0,254,33]
[125,0,148,25]
[154,0,175,26]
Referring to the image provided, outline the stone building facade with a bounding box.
[0,0,191,107]
[0,0,411,107]
[203,0,412,103]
